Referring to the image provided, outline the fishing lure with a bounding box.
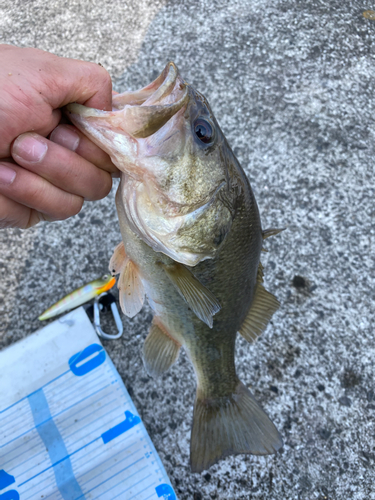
[38,275,116,321]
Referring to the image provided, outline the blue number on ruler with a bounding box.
[0,471,15,491]
[0,471,19,500]
[155,484,176,500]
[0,493,19,500]
[101,411,141,444]
[69,344,106,376]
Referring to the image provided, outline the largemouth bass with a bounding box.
[66,62,283,472]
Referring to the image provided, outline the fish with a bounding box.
[38,274,115,320]
[65,62,283,472]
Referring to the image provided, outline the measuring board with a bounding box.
[0,307,177,500]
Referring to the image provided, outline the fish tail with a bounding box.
[190,380,283,473]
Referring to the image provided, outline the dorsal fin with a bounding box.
[262,228,285,240]
[118,259,145,318]
[239,263,279,343]
[142,319,181,378]
[160,262,221,328]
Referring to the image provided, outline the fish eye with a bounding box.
[193,119,214,144]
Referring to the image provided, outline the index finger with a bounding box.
[38,50,113,111]
[0,46,113,159]
[3,46,113,112]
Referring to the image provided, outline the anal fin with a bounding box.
[160,262,220,328]
[142,319,181,378]
[118,259,145,318]
[239,262,279,343]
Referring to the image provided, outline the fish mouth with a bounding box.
[65,62,189,140]
[113,61,185,108]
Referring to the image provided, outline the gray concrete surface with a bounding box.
[1,0,375,498]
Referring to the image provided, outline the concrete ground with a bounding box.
[1,0,375,498]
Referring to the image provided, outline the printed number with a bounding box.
[101,411,141,444]
[0,492,20,500]
[155,483,176,500]
[69,344,106,376]
[0,471,18,500]
[155,484,176,500]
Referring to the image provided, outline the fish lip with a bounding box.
[142,62,180,106]
[65,102,105,118]
[65,61,189,139]
[112,61,182,109]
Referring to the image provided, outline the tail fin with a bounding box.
[190,381,283,473]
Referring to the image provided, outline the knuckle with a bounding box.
[0,194,30,229]
[60,196,84,219]
[48,194,83,221]
[27,181,47,204]
[72,196,84,216]
[83,60,111,92]
[97,64,112,87]
[97,173,112,199]
[88,172,112,201]
[26,210,46,228]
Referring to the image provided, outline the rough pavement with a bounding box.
[1,0,375,499]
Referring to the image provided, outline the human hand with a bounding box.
[0,44,119,229]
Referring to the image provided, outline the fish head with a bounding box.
[66,62,238,266]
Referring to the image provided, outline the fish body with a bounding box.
[66,63,283,471]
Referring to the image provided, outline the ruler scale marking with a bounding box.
[61,402,120,439]
[94,467,151,500]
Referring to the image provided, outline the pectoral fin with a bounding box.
[239,262,279,342]
[160,262,221,328]
[142,319,181,378]
[109,242,128,276]
[118,259,145,318]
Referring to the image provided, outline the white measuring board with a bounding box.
[0,307,177,500]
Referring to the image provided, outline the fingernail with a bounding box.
[50,126,80,152]
[0,164,16,185]
[13,133,48,163]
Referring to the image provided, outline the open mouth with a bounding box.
[113,61,186,108]
[65,62,189,140]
